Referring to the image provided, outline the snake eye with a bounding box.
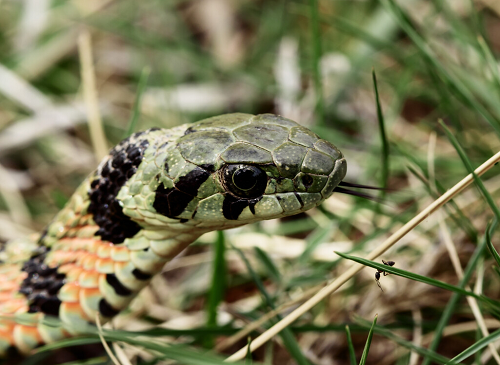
[223,164,268,198]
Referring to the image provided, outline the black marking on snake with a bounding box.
[222,194,262,220]
[106,274,132,296]
[132,268,152,280]
[48,281,65,295]
[89,138,149,244]
[294,192,304,208]
[153,168,209,218]
[99,298,119,317]
[19,246,66,316]
[133,131,146,137]
[4,346,22,360]
[38,296,62,317]
[180,219,188,223]
[0,242,5,264]
[249,199,259,215]
[184,126,196,135]
[38,228,48,244]
[154,186,192,218]
[175,167,210,196]
[199,163,215,172]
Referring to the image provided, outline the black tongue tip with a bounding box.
[333,186,378,201]
[338,181,385,190]
[334,181,389,203]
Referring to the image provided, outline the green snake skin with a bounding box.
[0,113,346,356]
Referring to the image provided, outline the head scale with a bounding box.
[151,113,344,229]
[113,113,346,234]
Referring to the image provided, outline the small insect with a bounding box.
[375,260,395,291]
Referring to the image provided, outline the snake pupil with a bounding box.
[224,164,268,198]
[233,168,258,190]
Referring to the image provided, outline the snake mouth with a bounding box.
[333,181,386,201]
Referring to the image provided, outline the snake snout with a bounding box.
[290,139,347,198]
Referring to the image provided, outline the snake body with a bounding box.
[0,113,346,356]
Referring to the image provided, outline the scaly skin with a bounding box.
[0,113,346,356]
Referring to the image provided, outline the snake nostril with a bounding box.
[302,174,314,188]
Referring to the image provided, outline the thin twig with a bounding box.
[226,149,500,362]
[421,319,500,344]
[113,342,133,365]
[408,308,422,365]
[95,314,122,365]
[0,164,31,226]
[78,30,108,160]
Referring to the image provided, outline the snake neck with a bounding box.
[14,168,207,330]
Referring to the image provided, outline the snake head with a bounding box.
[133,113,346,231]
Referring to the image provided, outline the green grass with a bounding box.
[2,0,500,364]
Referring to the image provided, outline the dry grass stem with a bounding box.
[421,319,500,344]
[0,164,31,226]
[226,149,500,362]
[96,314,122,365]
[0,64,52,112]
[78,30,108,160]
[409,308,422,365]
[0,102,99,155]
[113,342,133,365]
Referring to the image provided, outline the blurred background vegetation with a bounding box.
[2,0,500,364]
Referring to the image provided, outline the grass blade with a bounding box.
[39,331,250,365]
[359,315,377,365]
[335,252,498,310]
[477,36,500,97]
[246,337,253,364]
[381,0,500,136]
[206,231,227,346]
[354,317,459,365]
[447,327,500,364]
[105,334,246,365]
[439,119,500,221]
[372,69,389,192]
[232,244,310,365]
[486,220,500,268]
[300,223,335,262]
[345,325,357,365]
[254,246,281,284]
[474,327,482,365]
[308,0,324,126]
[124,66,151,138]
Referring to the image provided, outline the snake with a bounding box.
[0,113,348,357]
